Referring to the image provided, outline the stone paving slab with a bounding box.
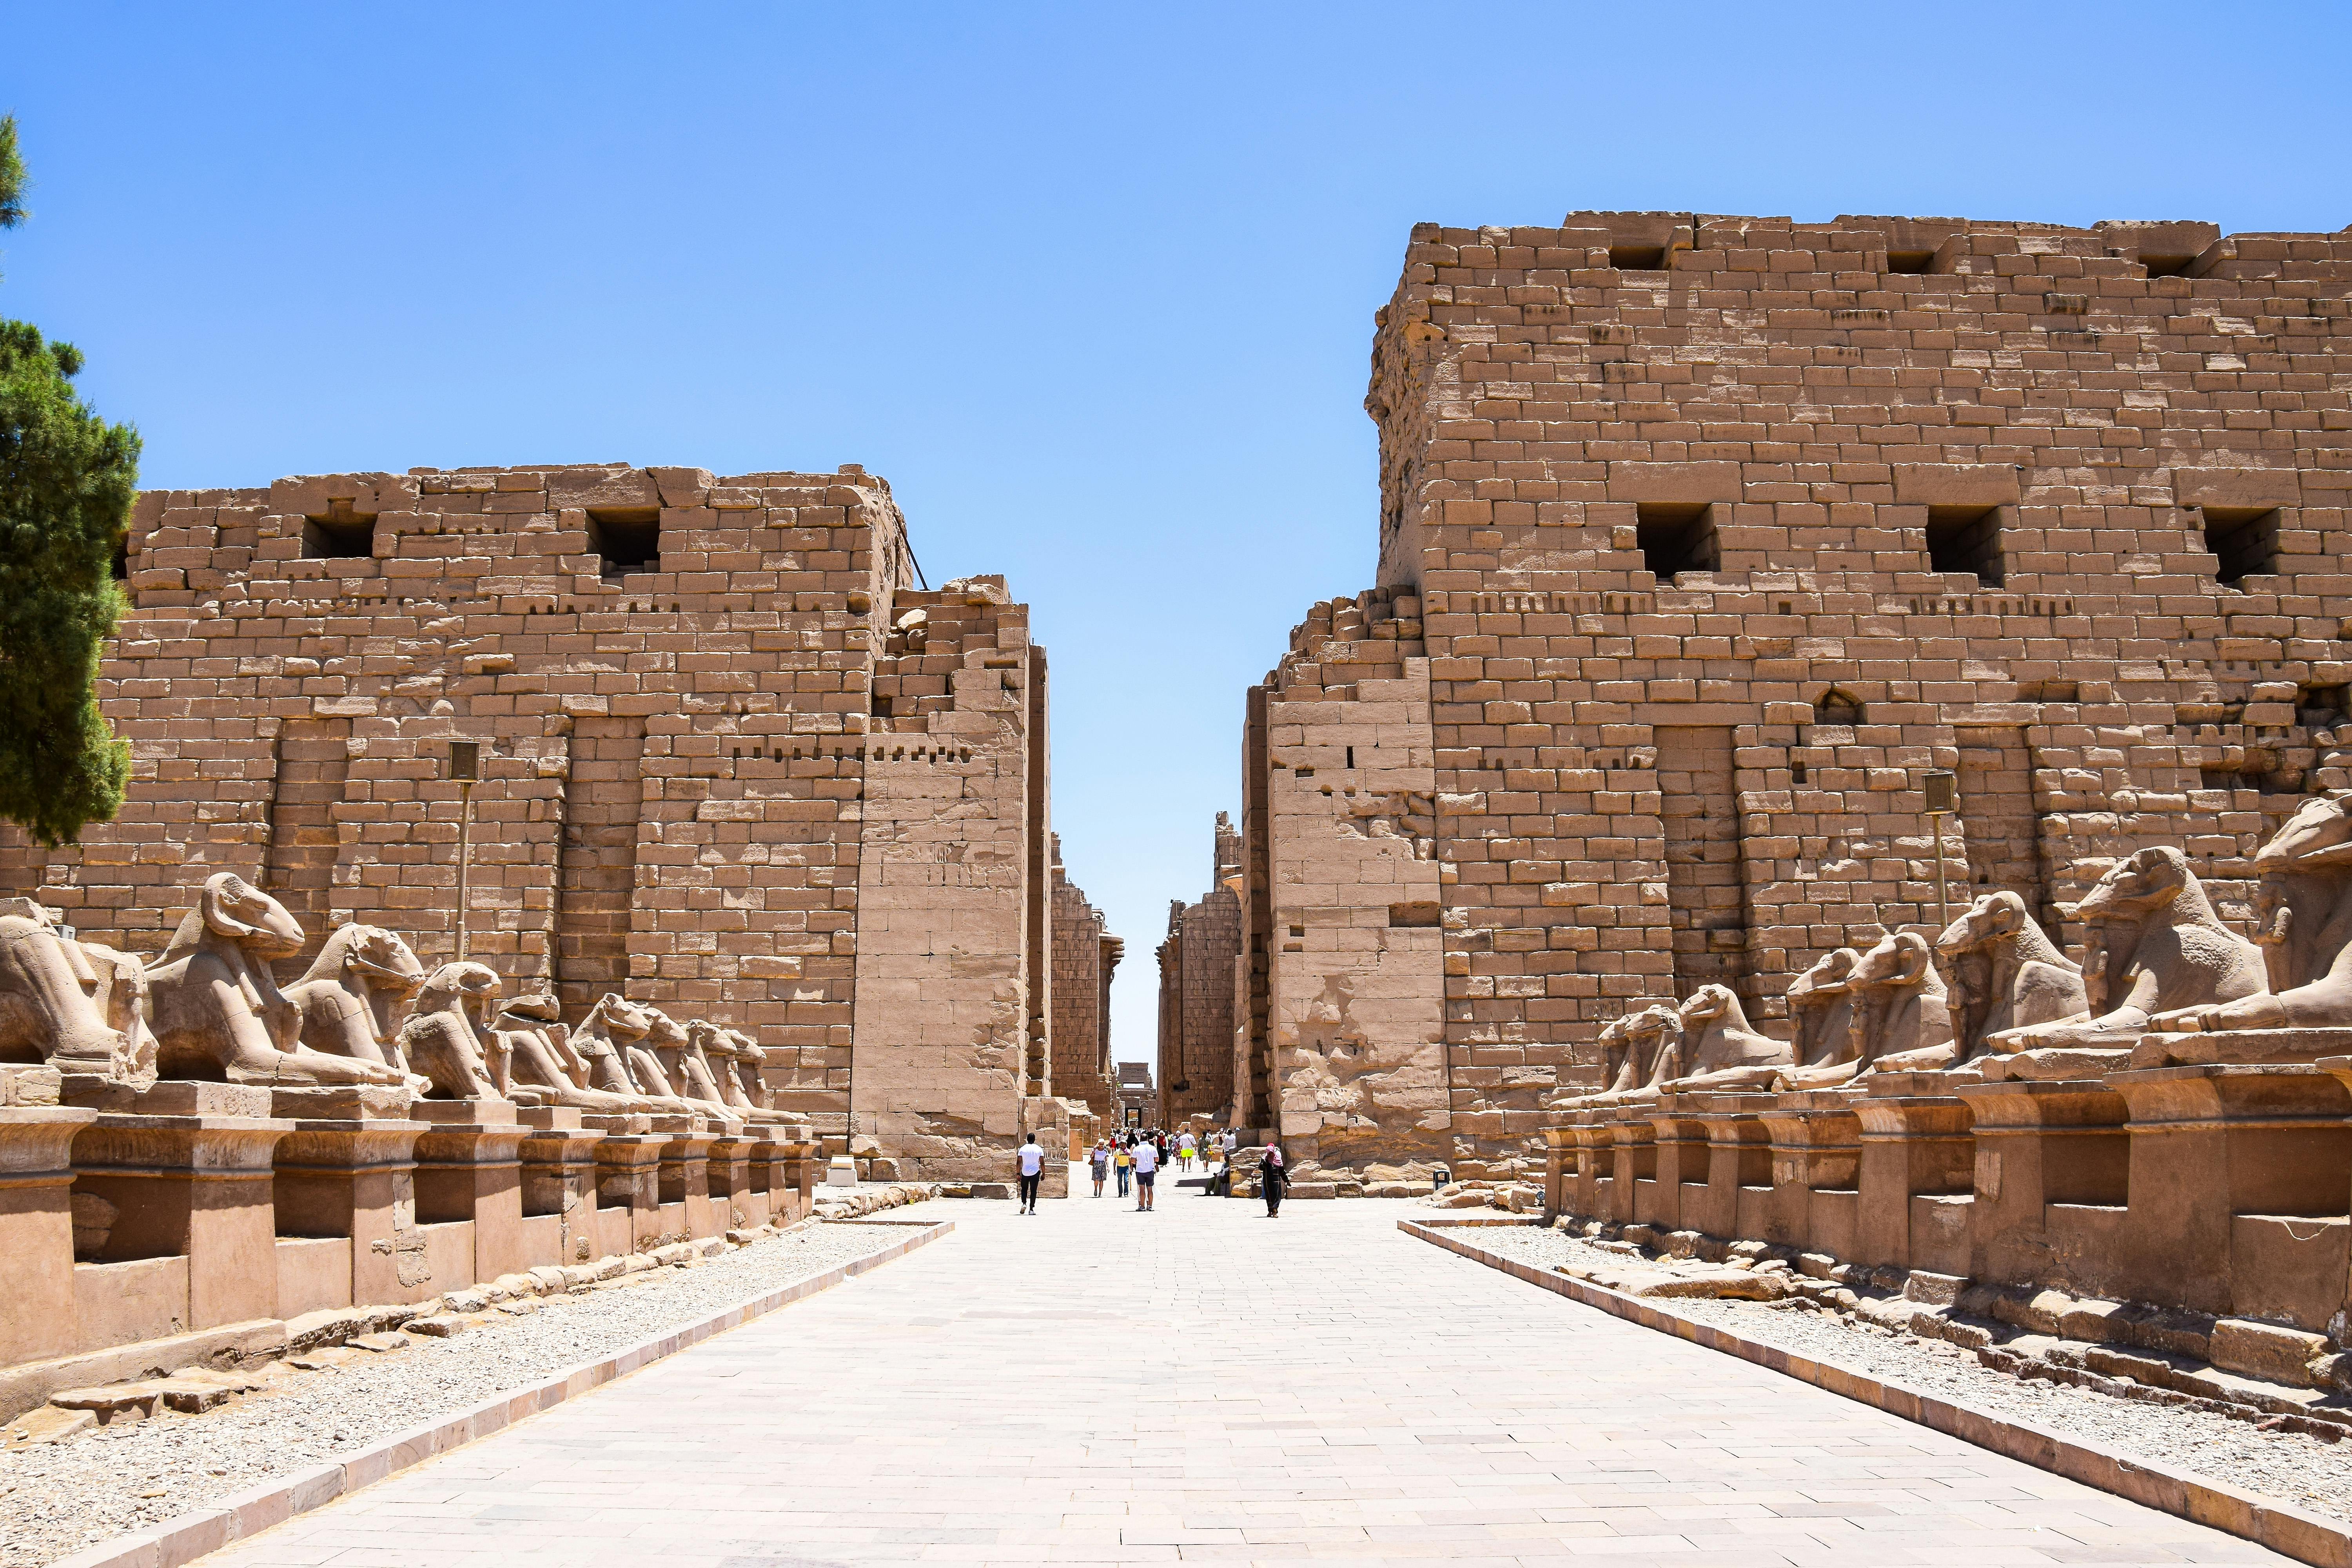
[198,1180,2294,1566]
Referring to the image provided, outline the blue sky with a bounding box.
[4,4,2347,1063]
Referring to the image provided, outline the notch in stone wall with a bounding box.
[2200,506,2281,588]
[300,499,378,560]
[262,718,352,977]
[1655,726,1751,1002]
[1636,502,1718,579]
[1926,505,2007,586]
[1955,728,2050,922]
[555,717,647,1020]
[586,507,661,577]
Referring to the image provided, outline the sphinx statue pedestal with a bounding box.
[586,1116,667,1256]
[270,1085,431,1309]
[746,1122,812,1227]
[1757,1092,1863,1256]
[2108,1062,2352,1330]
[63,1079,294,1333]
[1852,1072,1977,1276]
[650,1116,717,1244]
[412,1099,528,1285]
[776,1136,822,1223]
[704,1127,758,1233]
[1684,1094,1775,1243]
[1541,1125,1572,1222]
[1949,1076,2128,1291]
[1635,1102,1710,1233]
[516,1106,604,1269]
[2322,1056,2352,1346]
[0,1107,99,1367]
[1604,1107,1655,1227]
[1563,1112,1615,1221]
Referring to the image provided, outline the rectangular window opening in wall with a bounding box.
[1608,244,1667,270]
[2297,684,2348,728]
[1926,505,2005,585]
[1635,502,1718,579]
[1885,250,1935,274]
[587,507,661,576]
[301,502,377,560]
[2200,506,2279,588]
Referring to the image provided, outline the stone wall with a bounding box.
[1237,592,1447,1166]
[849,579,1042,1178]
[0,464,1109,1176]
[1154,814,1242,1126]
[1245,211,2352,1174]
[1048,838,1118,1118]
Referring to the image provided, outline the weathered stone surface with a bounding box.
[402,1315,468,1339]
[1212,212,2352,1178]
[0,465,1117,1187]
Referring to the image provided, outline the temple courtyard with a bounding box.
[191,1185,2285,1568]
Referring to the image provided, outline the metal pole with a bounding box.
[456,779,475,960]
[1920,768,1959,934]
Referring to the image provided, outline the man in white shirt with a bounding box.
[1015,1134,1044,1213]
[1131,1136,1159,1211]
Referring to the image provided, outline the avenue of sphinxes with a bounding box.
[0,463,1119,1413]
[1149,211,2352,1167]
[1137,210,2352,1388]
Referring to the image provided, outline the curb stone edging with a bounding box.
[1402,1218,2352,1568]
[46,1218,957,1568]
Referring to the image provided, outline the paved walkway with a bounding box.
[210,1174,2285,1566]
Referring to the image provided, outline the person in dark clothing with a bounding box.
[1261,1143,1287,1217]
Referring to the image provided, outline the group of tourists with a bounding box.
[1078,1125,1253,1211]
[1015,1124,1299,1219]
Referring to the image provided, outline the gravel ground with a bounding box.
[0,1212,936,1568]
[1458,1222,2352,1528]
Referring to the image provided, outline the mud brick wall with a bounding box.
[1242,211,2352,1174]
[0,464,1099,1170]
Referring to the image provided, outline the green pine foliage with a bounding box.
[0,114,141,846]
[0,115,23,230]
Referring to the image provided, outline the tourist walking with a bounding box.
[1261,1142,1287,1218]
[1016,1133,1044,1214]
[1222,1127,1238,1165]
[1178,1131,1196,1171]
[1133,1134,1159,1211]
[1114,1137,1132,1196]
[1089,1140,1109,1197]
